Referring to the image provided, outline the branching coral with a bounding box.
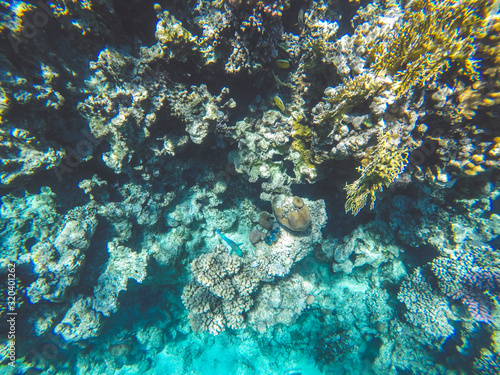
[344,128,411,215]
[369,0,492,97]
[0,127,64,187]
[312,72,384,133]
[181,246,260,335]
[431,242,500,323]
[398,267,455,339]
[452,15,500,123]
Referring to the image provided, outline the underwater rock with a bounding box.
[247,273,313,333]
[93,242,149,317]
[229,109,295,199]
[54,296,102,342]
[249,229,264,246]
[0,187,59,261]
[27,205,98,303]
[167,84,234,145]
[332,221,401,274]
[259,211,274,231]
[0,128,64,188]
[183,195,327,335]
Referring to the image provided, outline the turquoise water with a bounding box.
[1,1,499,374]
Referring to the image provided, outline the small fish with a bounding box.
[297,5,305,32]
[274,95,285,113]
[216,229,243,257]
[275,59,290,69]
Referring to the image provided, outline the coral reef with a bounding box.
[1,0,500,373]
[344,127,413,215]
[182,246,259,335]
[0,187,58,261]
[247,273,313,333]
[332,221,401,274]
[272,195,312,232]
[0,127,64,187]
[398,267,455,340]
[431,242,500,323]
[167,84,234,145]
[27,205,98,303]
[183,195,327,334]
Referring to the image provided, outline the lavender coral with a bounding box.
[398,267,455,339]
[431,242,500,323]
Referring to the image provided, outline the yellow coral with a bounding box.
[369,0,492,97]
[345,128,409,215]
[313,72,383,130]
[291,118,315,169]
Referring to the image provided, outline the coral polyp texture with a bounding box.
[1,0,500,373]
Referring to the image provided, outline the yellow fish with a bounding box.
[274,95,285,113]
[275,59,290,69]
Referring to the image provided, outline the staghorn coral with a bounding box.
[344,127,412,215]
